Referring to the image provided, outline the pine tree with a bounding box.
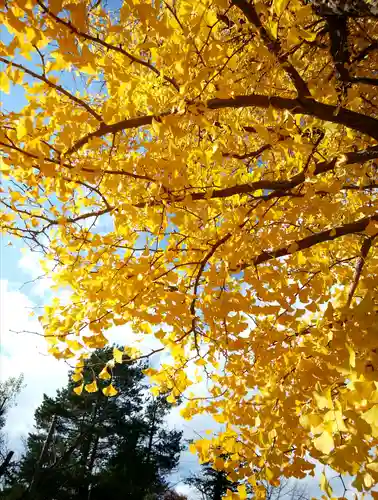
[91,395,182,499]
[2,348,182,500]
[185,461,237,500]
[186,460,309,500]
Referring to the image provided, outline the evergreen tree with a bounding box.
[185,461,236,500]
[186,460,308,500]
[1,348,182,500]
[92,394,182,499]
[162,491,187,500]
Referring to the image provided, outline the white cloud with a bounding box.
[173,482,201,499]
[0,279,70,454]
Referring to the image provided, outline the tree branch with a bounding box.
[231,0,311,98]
[66,111,171,155]
[223,143,271,160]
[66,93,378,155]
[35,0,179,92]
[346,236,376,307]
[207,94,378,140]
[350,76,378,86]
[133,145,378,206]
[0,57,103,122]
[238,214,378,271]
[0,139,158,183]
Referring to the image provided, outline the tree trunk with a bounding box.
[0,450,14,478]
[77,395,101,497]
[213,471,224,500]
[27,414,57,498]
[146,402,157,466]
[86,434,100,500]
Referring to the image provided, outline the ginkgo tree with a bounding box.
[1,0,378,497]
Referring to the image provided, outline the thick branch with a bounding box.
[207,94,378,140]
[350,76,378,86]
[238,214,378,270]
[133,145,378,206]
[0,451,14,478]
[66,93,378,155]
[66,112,171,155]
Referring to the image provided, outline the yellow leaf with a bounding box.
[166,393,176,403]
[195,358,207,366]
[272,0,289,16]
[314,431,334,455]
[364,473,374,488]
[269,20,278,39]
[237,484,247,499]
[102,384,118,397]
[67,339,83,351]
[362,405,378,425]
[314,390,333,410]
[151,118,161,136]
[151,386,160,396]
[189,443,197,454]
[0,73,10,94]
[74,384,84,395]
[140,322,153,334]
[346,344,356,368]
[83,334,108,349]
[99,367,111,380]
[320,471,333,497]
[365,220,378,237]
[266,468,274,481]
[49,0,63,14]
[113,347,123,364]
[85,380,98,393]
[70,3,87,31]
[367,462,378,473]
[288,242,299,254]
[72,372,83,382]
[295,26,317,42]
[10,191,23,203]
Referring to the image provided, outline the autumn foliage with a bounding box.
[1,0,378,497]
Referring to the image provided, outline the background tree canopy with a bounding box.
[0,348,183,500]
[0,0,377,497]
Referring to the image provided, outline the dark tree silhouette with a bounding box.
[0,375,24,483]
[0,348,182,500]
